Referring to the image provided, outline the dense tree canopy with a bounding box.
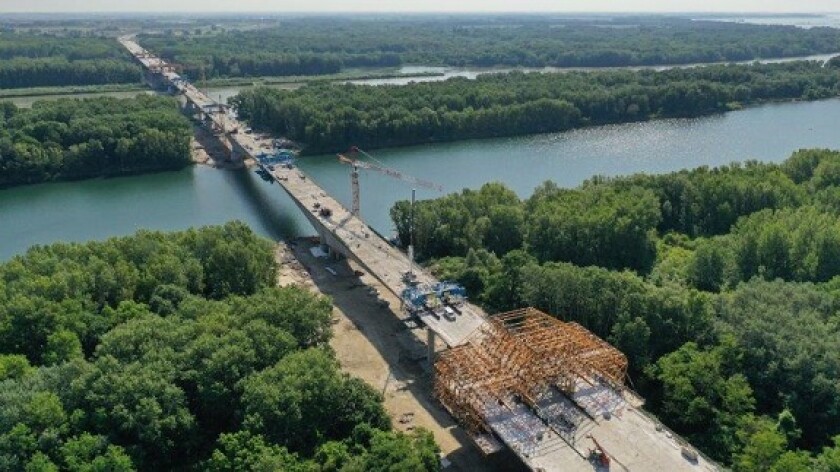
[399,149,840,466]
[0,33,140,89]
[0,224,441,471]
[0,96,192,188]
[141,16,840,80]
[234,61,840,153]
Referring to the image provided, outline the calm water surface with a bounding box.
[0,166,310,260]
[4,98,840,260]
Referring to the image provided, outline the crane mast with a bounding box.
[337,147,443,280]
[350,161,361,216]
[337,147,443,218]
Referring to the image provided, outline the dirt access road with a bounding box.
[275,240,524,471]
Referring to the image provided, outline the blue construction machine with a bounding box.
[402,281,467,321]
[255,149,296,182]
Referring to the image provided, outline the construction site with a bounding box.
[123,37,720,471]
[434,307,717,471]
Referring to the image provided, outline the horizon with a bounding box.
[1,11,839,19]
[3,0,840,15]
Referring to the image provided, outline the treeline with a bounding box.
[0,96,192,188]
[140,16,840,79]
[0,223,441,471]
[0,58,140,89]
[392,149,840,468]
[0,33,141,89]
[233,61,840,153]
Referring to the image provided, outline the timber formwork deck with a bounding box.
[435,308,719,471]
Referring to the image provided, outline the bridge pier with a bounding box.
[229,139,246,165]
[319,236,344,261]
[427,328,436,371]
[183,100,200,119]
[143,71,167,91]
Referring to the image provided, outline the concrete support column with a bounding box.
[230,142,244,164]
[316,230,345,261]
[184,101,199,119]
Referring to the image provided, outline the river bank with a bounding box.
[5,96,840,261]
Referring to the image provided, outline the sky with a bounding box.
[1,0,839,14]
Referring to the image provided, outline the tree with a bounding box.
[688,240,728,291]
[735,422,787,472]
[0,354,33,380]
[718,280,840,448]
[241,349,389,453]
[43,330,83,366]
[814,436,840,472]
[227,287,332,347]
[204,431,310,472]
[483,249,533,312]
[60,434,134,472]
[25,452,58,472]
[69,356,196,468]
[347,428,441,472]
[650,341,755,460]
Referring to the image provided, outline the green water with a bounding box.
[5,97,840,260]
[0,166,312,260]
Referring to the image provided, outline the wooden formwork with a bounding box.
[434,307,628,434]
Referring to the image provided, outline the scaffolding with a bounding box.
[434,307,628,437]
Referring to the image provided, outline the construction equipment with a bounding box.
[587,435,611,468]
[337,146,443,217]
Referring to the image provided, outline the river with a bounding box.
[7,51,838,109]
[714,14,840,29]
[4,97,840,261]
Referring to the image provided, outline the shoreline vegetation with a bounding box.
[0,96,192,189]
[0,33,141,89]
[393,149,840,469]
[233,60,840,154]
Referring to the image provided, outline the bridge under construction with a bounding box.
[121,36,718,472]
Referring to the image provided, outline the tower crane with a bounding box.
[336,146,443,217]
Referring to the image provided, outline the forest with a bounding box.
[0,95,192,188]
[0,222,441,471]
[390,149,840,469]
[140,16,840,80]
[0,33,141,89]
[233,60,840,153]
